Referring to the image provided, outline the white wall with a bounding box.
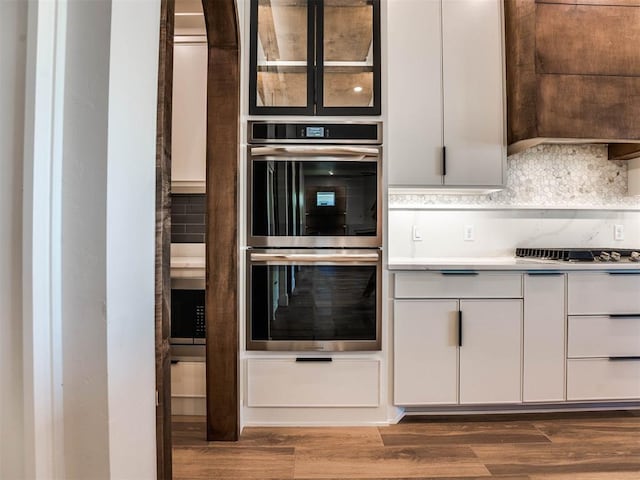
[16,0,161,477]
[61,1,111,477]
[0,1,27,478]
[106,1,160,478]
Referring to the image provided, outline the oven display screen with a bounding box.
[316,191,335,207]
[305,126,325,138]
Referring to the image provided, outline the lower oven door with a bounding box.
[247,249,381,351]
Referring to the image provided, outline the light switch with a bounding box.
[412,225,423,241]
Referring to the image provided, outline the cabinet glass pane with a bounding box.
[256,0,308,107]
[323,0,374,107]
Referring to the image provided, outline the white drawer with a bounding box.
[568,272,640,315]
[567,358,640,401]
[394,272,522,299]
[246,358,380,408]
[568,315,640,358]
[171,361,206,397]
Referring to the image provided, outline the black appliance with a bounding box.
[170,278,205,358]
[516,248,640,263]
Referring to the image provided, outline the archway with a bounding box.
[155,0,240,477]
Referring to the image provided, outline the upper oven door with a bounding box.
[248,145,382,248]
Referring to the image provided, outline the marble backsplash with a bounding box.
[389,144,640,209]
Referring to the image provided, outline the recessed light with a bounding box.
[353,86,363,93]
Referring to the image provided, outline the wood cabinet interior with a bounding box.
[505,0,640,159]
[255,0,374,108]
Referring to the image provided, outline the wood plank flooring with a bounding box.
[173,410,640,479]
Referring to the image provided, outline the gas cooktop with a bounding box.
[516,248,640,263]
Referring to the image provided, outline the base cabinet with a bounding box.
[459,300,523,404]
[394,300,458,405]
[394,298,523,406]
[566,272,640,401]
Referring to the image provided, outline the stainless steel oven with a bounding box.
[248,121,382,248]
[246,249,382,351]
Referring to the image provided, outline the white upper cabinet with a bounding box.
[172,42,207,192]
[387,0,506,188]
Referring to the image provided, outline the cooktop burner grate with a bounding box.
[515,248,640,262]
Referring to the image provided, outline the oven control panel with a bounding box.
[249,122,382,144]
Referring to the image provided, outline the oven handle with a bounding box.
[249,145,380,159]
[249,252,380,263]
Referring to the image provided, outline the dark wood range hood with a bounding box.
[505,0,640,160]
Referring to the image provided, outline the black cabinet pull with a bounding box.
[526,271,563,276]
[607,271,640,276]
[608,356,640,361]
[296,357,332,362]
[441,271,478,276]
[442,145,447,176]
[609,314,640,319]
[458,310,463,347]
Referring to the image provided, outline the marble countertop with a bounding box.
[388,257,640,271]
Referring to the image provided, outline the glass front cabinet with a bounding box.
[249,0,381,116]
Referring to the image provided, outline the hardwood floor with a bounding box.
[172,411,640,479]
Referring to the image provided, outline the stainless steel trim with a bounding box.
[249,145,380,158]
[247,121,383,145]
[250,251,379,263]
[246,248,382,352]
[247,145,382,249]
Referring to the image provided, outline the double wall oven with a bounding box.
[247,121,382,351]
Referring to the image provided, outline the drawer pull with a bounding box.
[295,357,332,362]
[607,271,640,276]
[609,314,640,319]
[526,271,563,276]
[458,310,463,347]
[441,271,478,276]
[608,356,640,361]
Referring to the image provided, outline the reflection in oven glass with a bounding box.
[251,265,376,341]
[252,160,377,238]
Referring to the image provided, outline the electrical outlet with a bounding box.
[463,225,474,242]
[412,225,423,241]
[614,224,625,241]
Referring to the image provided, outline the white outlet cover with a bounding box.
[614,224,624,241]
[464,225,474,241]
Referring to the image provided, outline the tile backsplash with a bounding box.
[171,194,206,243]
[390,144,640,209]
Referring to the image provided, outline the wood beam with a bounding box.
[155,0,174,477]
[202,0,240,442]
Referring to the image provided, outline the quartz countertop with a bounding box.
[388,256,640,271]
[171,243,205,278]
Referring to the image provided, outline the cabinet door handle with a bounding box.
[607,271,640,276]
[608,356,640,361]
[609,314,640,319]
[441,271,478,276]
[458,310,463,347]
[296,357,332,362]
[442,145,447,176]
[526,271,563,276]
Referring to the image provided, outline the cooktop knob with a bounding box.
[599,251,611,261]
[630,251,640,262]
[611,251,621,262]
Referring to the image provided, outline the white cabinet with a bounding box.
[394,300,459,405]
[387,0,505,188]
[566,272,640,401]
[459,299,522,404]
[523,273,566,402]
[393,273,523,406]
[247,358,380,408]
[172,42,207,193]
